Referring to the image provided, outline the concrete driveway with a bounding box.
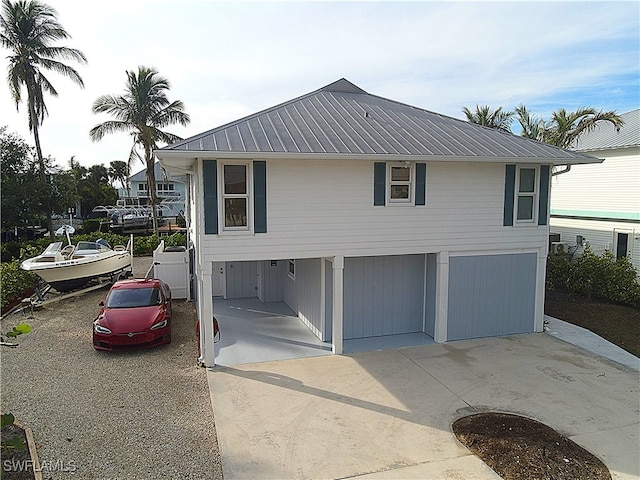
[207,333,639,479]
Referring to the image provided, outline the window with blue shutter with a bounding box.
[374,162,426,206]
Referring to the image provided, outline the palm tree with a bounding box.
[1,0,87,239]
[109,160,130,197]
[514,104,545,141]
[543,108,623,149]
[90,66,190,232]
[515,105,623,148]
[462,105,514,133]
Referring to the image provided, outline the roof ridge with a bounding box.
[167,79,365,150]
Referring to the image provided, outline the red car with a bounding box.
[93,279,172,350]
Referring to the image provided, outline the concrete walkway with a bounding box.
[207,332,640,479]
[545,315,640,371]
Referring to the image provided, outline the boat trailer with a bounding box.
[3,268,131,320]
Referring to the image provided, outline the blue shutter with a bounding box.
[538,164,550,225]
[253,161,267,233]
[374,162,386,206]
[503,164,516,226]
[203,160,218,234]
[415,163,426,206]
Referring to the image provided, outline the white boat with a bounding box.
[20,238,132,292]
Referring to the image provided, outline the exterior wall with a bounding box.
[447,253,537,341]
[550,147,640,273]
[550,148,639,221]
[343,255,425,340]
[550,218,639,272]
[258,260,287,302]
[199,159,549,262]
[284,258,323,338]
[225,261,258,298]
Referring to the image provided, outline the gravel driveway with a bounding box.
[1,257,223,480]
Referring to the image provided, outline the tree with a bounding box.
[540,108,624,149]
[1,0,87,239]
[514,104,545,142]
[462,105,514,133]
[0,127,46,231]
[109,160,130,196]
[90,66,190,232]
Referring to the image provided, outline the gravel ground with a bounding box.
[1,257,223,480]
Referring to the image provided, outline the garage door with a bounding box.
[343,255,425,339]
[447,253,536,341]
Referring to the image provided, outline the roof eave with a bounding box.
[155,149,602,165]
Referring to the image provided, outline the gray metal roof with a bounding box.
[129,162,185,183]
[129,162,164,182]
[572,109,640,152]
[159,79,598,163]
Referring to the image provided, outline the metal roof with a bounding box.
[129,162,185,183]
[159,79,599,163]
[129,162,164,182]
[572,109,640,152]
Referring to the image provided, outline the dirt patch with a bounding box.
[545,289,640,357]
[1,423,33,480]
[453,412,611,480]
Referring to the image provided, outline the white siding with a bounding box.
[550,147,640,219]
[550,146,640,274]
[200,159,548,261]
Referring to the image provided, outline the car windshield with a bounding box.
[106,287,161,308]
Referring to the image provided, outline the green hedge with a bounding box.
[0,260,40,310]
[547,246,640,308]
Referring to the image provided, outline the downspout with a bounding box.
[552,165,571,176]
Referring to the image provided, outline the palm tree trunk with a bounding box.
[146,149,159,234]
[29,100,55,241]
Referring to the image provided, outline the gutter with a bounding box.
[552,165,571,176]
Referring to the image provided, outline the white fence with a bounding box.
[152,241,190,300]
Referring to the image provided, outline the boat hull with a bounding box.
[22,252,132,292]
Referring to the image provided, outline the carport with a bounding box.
[213,297,435,366]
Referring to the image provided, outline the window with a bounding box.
[387,164,414,204]
[221,163,250,230]
[515,166,537,223]
[288,259,295,280]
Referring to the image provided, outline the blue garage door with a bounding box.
[448,253,536,341]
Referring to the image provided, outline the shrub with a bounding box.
[0,260,40,309]
[547,246,640,307]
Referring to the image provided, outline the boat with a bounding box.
[110,207,151,229]
[20,238,133,292]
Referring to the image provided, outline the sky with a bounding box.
[1,0,639,171]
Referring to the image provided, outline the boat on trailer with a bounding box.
[20,238,133,292]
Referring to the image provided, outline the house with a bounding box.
[120,162,186,217]
[155,78,600,367]
[550,109,639,272]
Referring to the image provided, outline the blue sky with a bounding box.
[1,0,638,169]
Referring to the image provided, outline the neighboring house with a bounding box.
[156,78,600,366]
[120,162,187,216]
[550,109,640,272]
